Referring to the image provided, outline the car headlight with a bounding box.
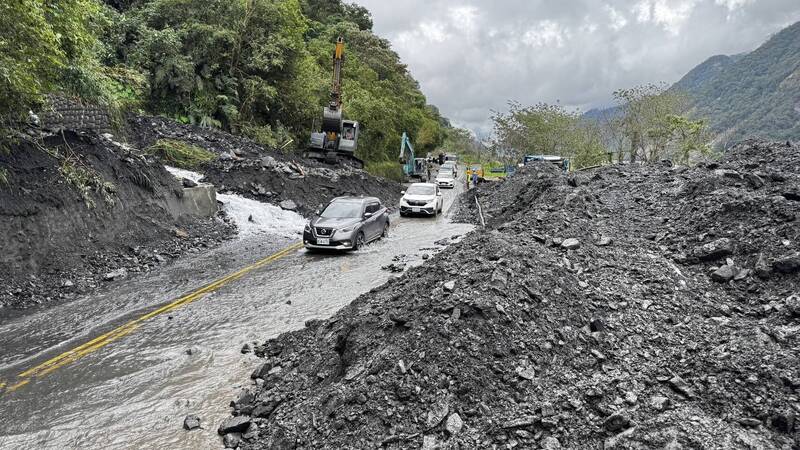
[400,199,409,206]
[339,226,355,233]
[304,223,312,232]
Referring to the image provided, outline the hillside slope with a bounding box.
[677,21,800,144]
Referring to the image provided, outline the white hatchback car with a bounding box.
[399,183,444,217]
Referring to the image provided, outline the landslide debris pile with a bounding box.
[221,141,799,449]
[0,131,233,310]
[129,116,403,216]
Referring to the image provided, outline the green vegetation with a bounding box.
[0,167,9,187]
[493,85,712,168]
[146,139,215,169]
[611,83,711,163]
[1,0,444,177]
[59,157,117,208]
[675,21,800,145]
[0,0,100,124]
[364,161,404,183]
[491,102,609,169]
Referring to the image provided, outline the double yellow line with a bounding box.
[0,242,303,396]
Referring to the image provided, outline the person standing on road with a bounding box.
[427,163,431,182]
[471,171,478,189]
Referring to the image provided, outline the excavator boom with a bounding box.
[306,37,363,169]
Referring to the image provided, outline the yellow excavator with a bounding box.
[304,37,364,169]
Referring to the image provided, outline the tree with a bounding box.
[0,0,100,124]
[613,83,689,162]
[491,101,607,169]
[667,115,712,163]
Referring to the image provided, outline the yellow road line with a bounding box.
[6,379,29,393]
[4,242,303,394]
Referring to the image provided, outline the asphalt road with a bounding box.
[0,175,473,449]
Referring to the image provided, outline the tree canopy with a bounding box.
[2,0,445,169]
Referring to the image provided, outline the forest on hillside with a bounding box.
[0,0,448,170]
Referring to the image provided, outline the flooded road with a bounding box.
[0,177,473,449]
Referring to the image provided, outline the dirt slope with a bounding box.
[128,115,403,216]
[220,141,799,449]
[0,131,232,311]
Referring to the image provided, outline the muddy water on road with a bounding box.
[0,181,473,449]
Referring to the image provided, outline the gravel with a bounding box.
[222,140,799,449]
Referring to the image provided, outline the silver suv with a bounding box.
[303,196,390,251]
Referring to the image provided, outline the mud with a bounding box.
[0,130,234,312]
[223,141,799,449]
[127,115,403,216]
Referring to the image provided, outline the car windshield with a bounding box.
[320,201,362,218]
[406,185,435,195]
[437,171,453,179]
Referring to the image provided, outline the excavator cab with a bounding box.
[338,120,359,153]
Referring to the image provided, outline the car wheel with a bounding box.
[354,231,366,250]
[381,222,389,237]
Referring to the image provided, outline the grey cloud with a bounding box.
[355,0,800,133]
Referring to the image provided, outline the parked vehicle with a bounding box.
[303,196,389,251]
[440,161,457,177]
[435,170,456,189]
[399,183,443,217]
[523,154,570,172]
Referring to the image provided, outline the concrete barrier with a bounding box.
[170,185,218,218]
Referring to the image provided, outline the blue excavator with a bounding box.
[305,37,364,169]
[399,131,427,181]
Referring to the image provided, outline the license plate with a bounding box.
[317,238,330,245]
[412,207,420,213]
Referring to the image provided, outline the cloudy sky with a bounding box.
[354,0,800,134]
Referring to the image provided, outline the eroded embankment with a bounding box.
[220,141,799,449]
[128,115,403,217]
[0,131,233,310]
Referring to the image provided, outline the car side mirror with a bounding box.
[400,190,405,195]
[437,192,442,196]
[363,212,373,219]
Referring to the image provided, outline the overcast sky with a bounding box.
[354,0,800,135]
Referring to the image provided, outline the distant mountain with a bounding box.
[672,54,743,92]
[681,21,800,145]
[585,21,800,146]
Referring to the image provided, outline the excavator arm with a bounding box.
[305,37,364,169]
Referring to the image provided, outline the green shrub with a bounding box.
[365,161,404,182]
[0,167,9,187]
[146,139,215,169]
[59,158,116,208]
[241,123,297,152]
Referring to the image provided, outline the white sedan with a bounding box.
[435,171,456,189]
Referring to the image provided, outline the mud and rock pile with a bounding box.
[202,157,402,217]
[129,115,403,216]
[223,140,798,449]
[0,131,233,310]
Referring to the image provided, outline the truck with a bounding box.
[523,154,570,172]
[304,37,364,169]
